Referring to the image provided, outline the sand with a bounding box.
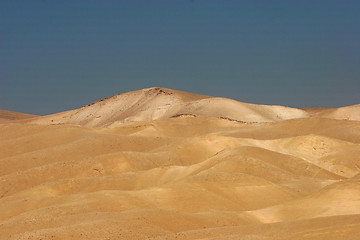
[0,110,37,124]
[27,87,309,127]
[1,88,359,239]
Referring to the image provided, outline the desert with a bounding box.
[1,87,359,240]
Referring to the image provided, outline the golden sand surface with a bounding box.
[0,110,37,124]
[1,88,359,239]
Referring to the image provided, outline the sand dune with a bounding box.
[1,88,360,239]
[0,110,37,123]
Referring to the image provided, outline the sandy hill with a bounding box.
[0,110,38,123]
[320,104,360,121]
[1,88,360,239]
[27,87,309,127]
[24,88,360,127]
[302,105,360,121]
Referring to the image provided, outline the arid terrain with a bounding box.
[0,110,37,124]
[1,87,360,239]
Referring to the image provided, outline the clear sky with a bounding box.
[1,0,359,115]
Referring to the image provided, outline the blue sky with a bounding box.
[1,0,359,115]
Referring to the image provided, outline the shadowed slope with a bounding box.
[0,110,38,123]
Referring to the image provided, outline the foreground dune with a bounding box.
[1,88,359,239]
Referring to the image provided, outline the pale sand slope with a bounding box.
[321,104,360,121]
[23,88,360,127]
[1,115,360,240]
[26,87,309,127]
[302,105,360,121]
[0,110,38,123]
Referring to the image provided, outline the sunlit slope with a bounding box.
[302,104,360,121]
[322,104,360,121]
[23,88,360,127]
[1,116,360,240]
[27,87,309,127]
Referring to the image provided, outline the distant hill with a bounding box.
[27,87,309,127]
[0,110,38,123]
[10,87,359,127]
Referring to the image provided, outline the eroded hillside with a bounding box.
[1,88,359,239]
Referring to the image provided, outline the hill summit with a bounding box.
[28,87,310,127]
